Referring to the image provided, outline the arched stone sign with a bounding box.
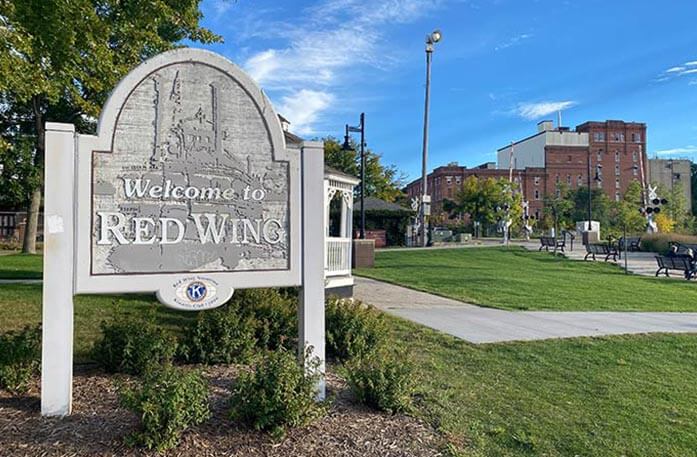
[42,49,325,416]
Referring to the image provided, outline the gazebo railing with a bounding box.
[325,237,352,276]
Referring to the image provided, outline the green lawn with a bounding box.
[0,253,42,279]
[355,246,697,311]
[2,257,697,455]
[391,316,697,456]
[0,283,191,361]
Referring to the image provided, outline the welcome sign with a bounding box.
[42,49,324,416]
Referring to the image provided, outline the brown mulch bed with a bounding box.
[0,365,444,457]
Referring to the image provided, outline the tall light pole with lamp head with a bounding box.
[419,29,442,247]
[342,113,366,239]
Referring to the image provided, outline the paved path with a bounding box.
[354,276,697,343]
[0,279,42,284]
[517,240,662,277]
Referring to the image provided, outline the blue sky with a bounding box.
[198,0,697,183]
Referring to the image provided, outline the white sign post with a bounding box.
[41,48,325,416]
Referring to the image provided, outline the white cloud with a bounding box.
[514,100,577,120]
[655,145,697,156]
[277,90,334,135]
[658,60,697,84]
[211,0,234,14]
[240,0,442,134]
[495,33,533,51]
[689,80,697,86]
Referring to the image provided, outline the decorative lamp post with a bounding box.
[419,29,442,247]
[342,113,366,239]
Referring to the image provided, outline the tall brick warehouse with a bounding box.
[405,120,648,221]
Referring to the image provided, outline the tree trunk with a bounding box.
[22,187,41,254]
[21,96,45,254]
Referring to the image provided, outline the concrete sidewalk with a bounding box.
[354,276,697,344]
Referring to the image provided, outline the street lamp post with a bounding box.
[342,113,366,239]
[420,29,442,247]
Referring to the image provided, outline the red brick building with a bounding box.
[405,120,648,222]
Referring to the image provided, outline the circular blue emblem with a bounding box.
[186,281,207,302]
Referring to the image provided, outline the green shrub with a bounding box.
[0,326,41,394]
[229,348,324,438]
[326,298,385,362]
[236,289,297,351]
[345,349,415,414]
[119,366,210,451]
[92,316,177,375]
[641,233,697,254]
[179,302,257,364]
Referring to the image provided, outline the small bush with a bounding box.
[345,349,415,414]
[326,298,385,362]
[236,289,298,351]
[119,366,210,451]
[0,326,41,394]
[229,348,324,438]
[179,302,257,364]
[92,316,177,375]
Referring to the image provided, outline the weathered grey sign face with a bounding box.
[93,62,289,275]
[72,49,301,309]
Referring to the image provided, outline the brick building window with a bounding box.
[597,180,602,189]
[615,164,620,176]
[534,189,540,200]
[566,174,571,185]
[612,132,625,142]
[597,150,602,161]
[594,132,605,141]
[577,175,582,187]
[631,133,642,143]
[615,178,620,189]
[633,164,638,176]
[534,176,540,185]
[555,174,560,184]
[455,176,461,184]
[615,192,621,202]
[556,189,561,198]
[615,151,620,162]
[632,151,638,162]
[446,176,452,185]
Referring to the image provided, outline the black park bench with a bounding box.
[655,255,696,280]
[669,242,697,256]
[584,243,618,262]
[618,236,641,252]
[539,236,566,253]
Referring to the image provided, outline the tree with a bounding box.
[614,180,646,233]
[567,186,612,230]
[323,137,406,203]
[0,0,221,253]
[664,182,689,231]
[542,184,574,230]
[447,176,523,230]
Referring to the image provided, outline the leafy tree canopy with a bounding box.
[446,176,523,228]
[323,137,406,203]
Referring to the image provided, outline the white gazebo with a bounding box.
[282,124,359,297]
[324,166,360,297]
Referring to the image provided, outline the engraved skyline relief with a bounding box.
[92,62,290,275]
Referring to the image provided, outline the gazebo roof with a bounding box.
[354,196,412,213]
